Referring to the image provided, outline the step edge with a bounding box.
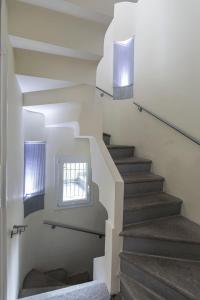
[123,199,182,212]
[123,214,182,228]
[121,251,200,264]
[120,230,200,245]
[124,192,183,201]
[120,272,165,300]
[107,145,135,149]
[120,253,198,300]
[124,177,165,184]
[115,159,152,165]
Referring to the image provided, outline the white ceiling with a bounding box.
[16,75,77,93]
[18,0,112,25]
[10,36,101,61]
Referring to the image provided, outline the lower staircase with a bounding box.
[103,133,200,300]
[19,269,90,298]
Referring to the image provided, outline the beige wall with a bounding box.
[135,0,200,140]
[98,1,200,224]
[0,1,8,299]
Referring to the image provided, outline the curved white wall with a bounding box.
[97,2,137,94]
[22,112,107,282]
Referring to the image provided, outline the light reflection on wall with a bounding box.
[113,37,134,99]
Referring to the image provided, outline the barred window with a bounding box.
[56,157,91,208]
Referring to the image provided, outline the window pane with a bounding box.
[63,162,88,201]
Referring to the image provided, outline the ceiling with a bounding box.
[16,75,77,93]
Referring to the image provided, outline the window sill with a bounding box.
[54,200,93,211]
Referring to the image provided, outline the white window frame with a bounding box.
[55,155,92,208]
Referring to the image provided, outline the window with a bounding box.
[113,37,134,100]
[24,142,46,217]
[56,156,91,208]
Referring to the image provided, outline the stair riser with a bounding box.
[123,202,182,225]
[103,135,111,145]
[109,148,134,159]
[124,181,164,198]
[123,237,200,260]
[117,162,151,175]
[121,259,189,300]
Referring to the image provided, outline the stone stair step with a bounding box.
[45,268,68,284]
[123,192,182,225]
[107,145,135,159]
[123,172,164,197]
[22,269,65,290]
[65,272,90,285]
[120,272,165,300]
[121,216,200,260]
[115,157,152,174]
[120,252,200,300]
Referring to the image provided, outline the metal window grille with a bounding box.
[23,141,46,217]
[24,142,46,199]
[62,162,88,201]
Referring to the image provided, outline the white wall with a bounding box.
[98,1,200,224]
[6,42,24,300]
[23,110,46,141]
[0,1,8,298]
[22,115,107,280]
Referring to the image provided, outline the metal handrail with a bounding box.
[96,86,113,98]
[44,220,105,239]
[95,86,199,146]
[134,102,200,146]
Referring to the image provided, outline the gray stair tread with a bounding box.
[121,273,165,300]
[123,172,164,184]
[124,192,182,211]
[107,145,135,149]
[114,157,152,165]
[121,216,200,244]
[121,252,200,300]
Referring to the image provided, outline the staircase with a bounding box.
[103,133,200,300]
[20,268,90,298]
